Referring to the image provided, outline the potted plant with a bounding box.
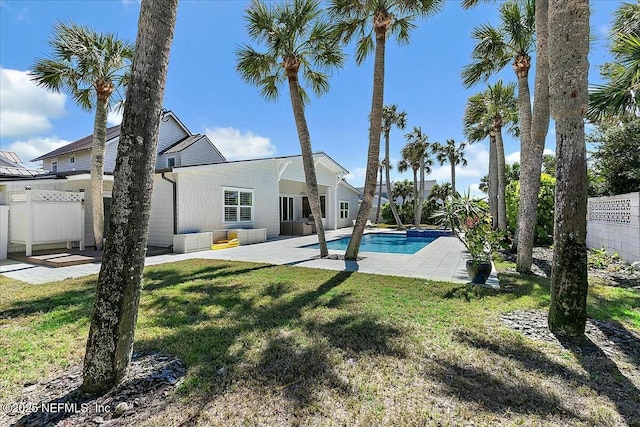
[432,193,502,284]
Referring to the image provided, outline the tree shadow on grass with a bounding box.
[452,328,640,425]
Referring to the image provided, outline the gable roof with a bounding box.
[159,134,207,155]
[32,125,121,162]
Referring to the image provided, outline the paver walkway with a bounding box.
[0,229,499,287]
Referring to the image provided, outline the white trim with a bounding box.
[222,186,254,224]
[339,200,350,219]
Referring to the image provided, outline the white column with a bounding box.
[25,190,32,256]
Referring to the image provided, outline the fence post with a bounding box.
[25,189,32,257]
[80,190,85,251]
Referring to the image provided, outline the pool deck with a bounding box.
[0,229,499,287]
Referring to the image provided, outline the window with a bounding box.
[167,157,176,168]
[339,201,349,219]
[302,195,326,219]
[69,156,75,164]
[224,188,253,223]
[51,161,58,173]
[280,196,294,221]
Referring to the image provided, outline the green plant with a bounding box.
[505,173,555,244]
[432,193,505,264]
[588,247,622,271]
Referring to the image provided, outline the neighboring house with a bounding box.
[0,111,360,254]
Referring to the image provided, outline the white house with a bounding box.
[0,111,360,255]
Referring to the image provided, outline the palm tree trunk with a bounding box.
[287,73,328,257]
[375,165,383,224]
[514,65,533,272]
[412,168,418,227]
[495,128,507,232]
[548,0,589,337]
[90,95,109,251]
[488,134,499,229]
[346,31,386,260]
[517,0,551,272]
[82,0,178,394]
[415,156,425,230]
[450,161,456,196]
[385,131,404,229]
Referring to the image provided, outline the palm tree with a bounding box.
[82,0,178,393]
[392,179,414,206]
[375,159,386,224]
[547,0,589,337]
[432,139,467,196]
[401,127,432,228]
[381,104,407,229]
[31,22,134,251]
[237,0,345,258]
[429,182,453,204]
[461,0,548,273]
[588,2,640,121]
[463,80,518,232]
[330,0,444,260]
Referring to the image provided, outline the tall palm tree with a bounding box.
[547,0,590,338]
[381,104,407,229]
[463,80,518,232]
[82,0,178,393]
[375,159,386,224]
[237,0,344,258]
[461,0,548,273]
[330,0,444,260]
[429,182,453,204]
[432,139,467,196]
[402,127,432,228]
[588,2,640,121]
[31,22,134,251]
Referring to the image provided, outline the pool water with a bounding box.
[305,233,434,255]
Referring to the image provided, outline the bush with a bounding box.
[505,173,555,245]
[382,200,441,226]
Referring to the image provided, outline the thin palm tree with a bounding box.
[588,2,640,121]
[82,0,178,393]
[381,104,407,229]
[375,159,385,224]
[402,127,432,228]
[330,0,444,260]
[461,0,549,273]
[464,80,518,232]
[30,22,134,251]
[237,0,344,258]
[547,0,590,337]
[432,139,467,196]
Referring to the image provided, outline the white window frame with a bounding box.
[51,161,58,173]
[223,187,254,224]
[69,156,75,164]
[280,195,295,222]
[339,201,349,219]
[167,157,176,168]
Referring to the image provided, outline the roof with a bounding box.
[159,134,207,155]
[32,125,121,161]
[0,151,23,164]
[0,166,48,178]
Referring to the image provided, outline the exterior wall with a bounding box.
[175,159,280,238]
[148,175,175,247]
[180,138,225,167]
[157,116,190,154]
[43,152,91,173]
[587,192,640,263]
[337,182,360,228]
[279,158,339,187]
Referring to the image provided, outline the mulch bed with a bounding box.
[2,352,185,427]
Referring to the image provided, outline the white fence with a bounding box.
[587,191,639,263]
[9,189,85,256]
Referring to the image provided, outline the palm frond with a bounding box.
[354,34,375,65]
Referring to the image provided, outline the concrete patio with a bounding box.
[0,229,499,287]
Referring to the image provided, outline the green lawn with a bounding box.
[1,259,638,426]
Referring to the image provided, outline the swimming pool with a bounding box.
[304,233,434,255]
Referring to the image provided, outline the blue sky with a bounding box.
[0,0,622,194]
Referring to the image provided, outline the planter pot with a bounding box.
[465,260,492,284]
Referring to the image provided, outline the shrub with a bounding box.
[505,173,555,245]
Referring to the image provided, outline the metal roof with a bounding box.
[31,125,121,161]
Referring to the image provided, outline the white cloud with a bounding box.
[4,137,70,168]
[0,68,66,138]
[505,148,555,164]
[344,167,367,187]
[428,143,490,181]
[205,127,275,160]
[107,109,123,126]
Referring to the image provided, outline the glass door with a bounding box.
[280,196,294,221]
